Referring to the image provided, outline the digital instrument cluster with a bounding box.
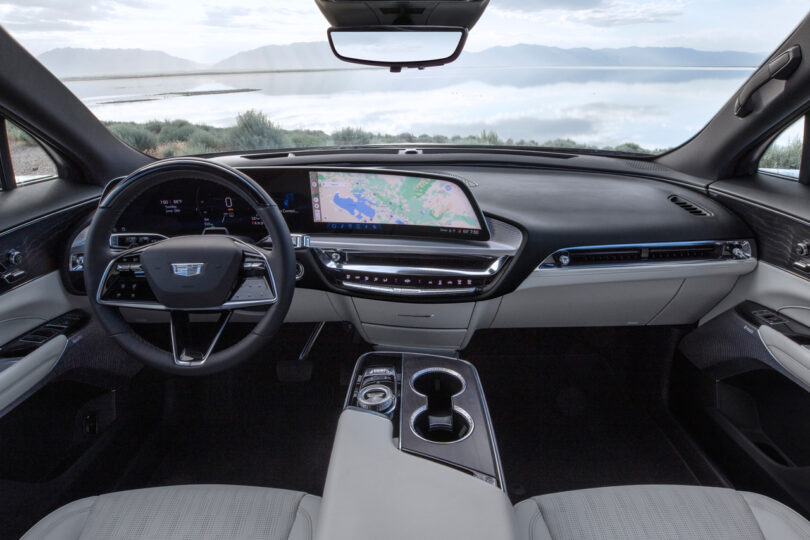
[112,181,268,242]
[111,168,490,245]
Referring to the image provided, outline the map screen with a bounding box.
[309,171,482,232]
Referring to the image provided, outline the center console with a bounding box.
[346,352,504,486]
[316,352,514,540]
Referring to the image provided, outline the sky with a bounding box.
[0,0,807,63]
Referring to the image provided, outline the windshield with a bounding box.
[2,1,807,157]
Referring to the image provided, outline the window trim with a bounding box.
[0,118,15,190]
[2,117,62,188]
[800,113,810,185]
[754,112,807,183]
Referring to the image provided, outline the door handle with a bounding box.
[735,45,802,117]
[758,324,810,388]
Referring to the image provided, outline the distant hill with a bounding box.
[38,47,202,78]
[212,42,349,71]
[37,43,765,79]
[458,45,764,68]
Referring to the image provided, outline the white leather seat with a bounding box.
[22,484,319,540]
[515,484,810,540]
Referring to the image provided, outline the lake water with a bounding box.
[63,66,755,150]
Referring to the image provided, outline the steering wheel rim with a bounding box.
[84,157,296,375]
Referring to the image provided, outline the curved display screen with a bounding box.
[309,171,482,235]
[112,181,267,241]
[111,168,490,243]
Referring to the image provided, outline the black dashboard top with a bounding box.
[105,159,753,301]
[235,161,751,296]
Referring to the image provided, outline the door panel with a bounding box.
[0,335,66,413]
[676,180,810,518]
[0,272,85,344]
[0,197,94,415]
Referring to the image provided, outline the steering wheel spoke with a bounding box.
[86,157,295,374]
[97,246,162,308]
[170,310,232,366]
[97,237,278,311]
[223,241,278,308]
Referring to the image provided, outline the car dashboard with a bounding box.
[66,160,757,351]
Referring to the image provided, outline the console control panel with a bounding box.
[345,352,505,489]
[316,249,506,298]
[348,364,399,418]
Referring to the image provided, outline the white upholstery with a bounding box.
[515,484,810,540]
[22,485,320,540]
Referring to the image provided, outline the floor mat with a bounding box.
[117,323,365,497]
[465,330,704,502]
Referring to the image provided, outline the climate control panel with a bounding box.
[314,248,506,298]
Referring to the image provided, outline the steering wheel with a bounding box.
[84,158,296,375]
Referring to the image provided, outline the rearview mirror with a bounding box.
[327,26,468,72]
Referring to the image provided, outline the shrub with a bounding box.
[332,127,373,146]
[157,123,199,144]
[6,122,34,145]
[229,110,291,151]
[143,120,164,134]
[610,142,652,155]
[186,130,225,154]
[289,131,329,148]
[761,137,802,169]
[108,123,158,152]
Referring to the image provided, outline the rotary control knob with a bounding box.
[6,250,22,266]
[796,242,810,258]
[357,384,395,414]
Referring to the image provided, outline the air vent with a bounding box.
[564,249,642,266]
[623,160,671,173]
[648,245,718,260]
[419,147,575,159]
[668,195,712,217]
[241,148,402,160]
[540,240,750,269]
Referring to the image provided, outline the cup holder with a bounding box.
[409,368,472,444]
[410,368,466,397]
[410,406,474,444]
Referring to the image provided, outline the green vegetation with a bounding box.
[105,110,676,157]
[228,110,291,151]
[108,123,158,152]
[760,136,802,170]
[6,122,35,145]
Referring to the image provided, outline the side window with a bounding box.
[5,121,57,186]
[759,116,804,180]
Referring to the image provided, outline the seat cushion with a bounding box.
[515,484,810,540]
[22,484,320,540]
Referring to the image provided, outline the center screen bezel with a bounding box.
[249,167,491,241]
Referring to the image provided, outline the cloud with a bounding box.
[412,116,596,142]
[202,6,253,26]
[490,0,683,27]
[569,1,682,26]
[495,0,606,11]
[0,0,151,31]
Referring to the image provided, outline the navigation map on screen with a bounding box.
[309,171,481,230]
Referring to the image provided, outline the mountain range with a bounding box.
[37,42,765,79]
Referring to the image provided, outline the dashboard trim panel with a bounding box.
[342,281,478,296]
[537,239,755,269]
[323,255,507,277]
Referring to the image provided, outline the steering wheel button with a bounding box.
[89,159,293,374]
